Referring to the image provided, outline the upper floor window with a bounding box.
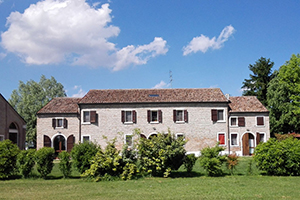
[82,110,97,124]
[121,110,137,124]
[147,110,162,123]
[230,116,245,127]
[211,109,225,122]
[173,109,188,123]
[52,118,67,129]
[256,116,264,126]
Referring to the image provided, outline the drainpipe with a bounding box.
[78,104,81,143]
[225,94,230,155]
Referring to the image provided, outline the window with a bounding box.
[147,110,162,123]
[82,135,90,142]
[230,117,237,126]
[256,132,266,144]
[0,135,4,142]
[218,133,226,145]
[211,109,225,122]
[121,110,136,123]
[82,110,96,124]
[230,133,238,146]
[173,109,188,123]
[125,134,133,147]
[256,116,264,126]
[176,133,185,140]
[52,118,67,128]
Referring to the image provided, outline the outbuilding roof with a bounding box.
[78,88,228,104]
[37,97,81,114]
[229,96,269,113]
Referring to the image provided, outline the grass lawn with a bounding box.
[1,157,300,200]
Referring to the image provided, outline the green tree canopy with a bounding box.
[9,75,66,147]
[267,54,300,135]
[241,57,275,106]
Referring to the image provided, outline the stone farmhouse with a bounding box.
[36,88,269,156]
[0,93,26,149]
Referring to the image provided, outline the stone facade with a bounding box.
[0,94,26,149]
[36,89,270,156]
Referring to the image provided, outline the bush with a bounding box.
[58,151,72,178]
[137,130,186,177]
[35,147,55,179]
[71,141,99,174]
[0,140,20,179]
[199,144,226,176]
[17,149,36,178]
[254,137,300,176]
[226,154,239,175]
[82,139,125,181]
[183,154,197,173]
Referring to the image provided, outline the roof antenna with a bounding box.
[169,70,173,88]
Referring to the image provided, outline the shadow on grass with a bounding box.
[170,171,204,178]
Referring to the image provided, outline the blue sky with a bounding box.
[0,0,299,100]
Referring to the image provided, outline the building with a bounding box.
[36,88,269,156]
[0,93,26,149]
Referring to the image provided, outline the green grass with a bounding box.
[1,157,300,200]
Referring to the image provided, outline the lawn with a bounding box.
[1,157,300,200]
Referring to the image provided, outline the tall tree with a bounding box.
[267,54,300,135]
[9,75,66,147]
[241,57,275,106]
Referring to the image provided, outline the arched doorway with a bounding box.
[53,135,66,155]
[242,132,255,156]
[9,123,18,145]
[148,133,157,139]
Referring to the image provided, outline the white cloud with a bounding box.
[183,25,235,56]
[1,0,168,70]
[0,52,6,60]
[0,1,3,5]
[152,80,170,89]
[70,85,86,97]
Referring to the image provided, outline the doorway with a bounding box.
[53,135,66,155]
[242,133,255,156]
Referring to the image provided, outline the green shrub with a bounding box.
[137,130,186,177]
[35,147,55,179]
[199,144,226,176]
[71,141,99,174]
[0,140,20,179]
[17,149,36,178]
[183,154,197,173]
[226,153,239,175]
[58,151,72,178]
[82,139,124,181]
[254,137,300,176]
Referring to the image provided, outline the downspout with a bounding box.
[78,104,81,143]
[225,94,230,155]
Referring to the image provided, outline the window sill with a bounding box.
[150,121,159,124]
[256,125,265,128]
[124,122,134,125]
[82,122,91,125]
[175,121,186,124]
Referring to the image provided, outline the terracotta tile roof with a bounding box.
[229,96,269,113]
[79,88,228,104]
[37,97,81,114]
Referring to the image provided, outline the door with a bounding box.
[242,133,255,156]
[54,135,66,154]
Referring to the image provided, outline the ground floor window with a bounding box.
[82,135,90,142]
[125,134,133,147]
[0,135,4,141]
[218,133,226,145]
[230,133,238,146]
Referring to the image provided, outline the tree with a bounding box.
[267,54,300,135]
[9,75,66,147]
[241,57,275,106]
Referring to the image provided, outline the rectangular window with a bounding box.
[230,117,237,126]
[125,135,133,147]
[82,110,96,124]
[83,111,90,123]
[173,110,188,123]
[259,133,265,143]
[218,133,226,145]
[82,136,90,142]
[257,117,264,126]
[211,109,225,122]
[176,133,185,140]
[121,110,136,123]
[0,135,4,142]
[52,118,67,128]
[230,133,238,146]
[151,111,158,122]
